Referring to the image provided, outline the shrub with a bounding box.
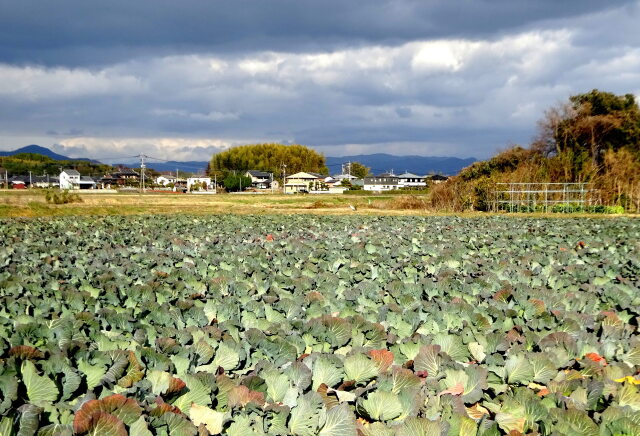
[45,189,83,204]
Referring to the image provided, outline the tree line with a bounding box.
[0,153,113,177]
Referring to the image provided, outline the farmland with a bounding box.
[1,215,639,435]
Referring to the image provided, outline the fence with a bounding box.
[493,182,599,213]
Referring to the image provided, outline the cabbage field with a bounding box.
[0,215,639,436]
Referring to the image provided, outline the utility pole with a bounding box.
[140,154,146,193]
[347,161,351,177]
[281,163,287,194]
[29,171,32,188]
[214,173,217,194]
[4,169,7,190]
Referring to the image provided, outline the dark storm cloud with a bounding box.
[0,1,639,159]
[0,0,633,66]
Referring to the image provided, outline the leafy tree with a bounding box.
[223,174,252,192]
[535,89,640,162]
[348,162,370,179]
[209,143,328,181]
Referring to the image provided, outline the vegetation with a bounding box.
[431,90,640,212]
[44,189,83,205]
[209,144,328,181]
[223,174,252,192]
[348,162,371,179]
[0,153,112,177]
[0,215,638,434]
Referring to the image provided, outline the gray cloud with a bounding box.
[0,1,639,159]
[0,0,632,67]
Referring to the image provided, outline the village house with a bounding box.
[363,173,400,191]
[60,169,96,190]
[98,168,139,188]
[397,172,427,188]
[8,176,27,189]
[186,177,212,191]
[31,175,59,188]
[245,170,272,189]
[284,171,325,194]
[156,175,177,186]
[59,169,80,189]
[429,174,449,184]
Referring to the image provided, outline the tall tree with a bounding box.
[535,90,640,162]
[209,143,328,180]
[348,162,371,179]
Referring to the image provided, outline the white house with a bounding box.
[397,172,427,188]
[59,169,81,189]
[245,170,272,189]
[363,174,400,191]
[59,169,96,189]
[187,177,212,191]
[284,172,324,194]
[32,175,59,188]
[156,175,177,186]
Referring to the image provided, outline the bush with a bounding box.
[45,189,83,205]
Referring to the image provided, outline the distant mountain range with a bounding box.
[0,144,96,162]
[325,154,475,175]
[0,145,475,175]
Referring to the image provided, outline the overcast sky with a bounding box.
[1,0,639,161]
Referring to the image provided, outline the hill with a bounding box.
[141,160,209,174]
[0,152,112,177]
[0,144,94,162]
[325,153,476,176]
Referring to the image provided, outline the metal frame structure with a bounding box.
[493,182,598,213]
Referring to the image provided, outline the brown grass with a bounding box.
[0,190,636,219]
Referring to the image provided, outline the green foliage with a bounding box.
[223,174,252,192]
[348,162,370,179]
[210,143,328,179]
[0,153,111,177]
[0,215,638,434]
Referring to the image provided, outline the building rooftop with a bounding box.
[397,172,422,178]
[247,170,272,178]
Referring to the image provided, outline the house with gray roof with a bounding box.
[397,172,427,188]
[59,169,96,189]
[245,170,272,189]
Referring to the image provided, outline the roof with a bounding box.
[333,174,358,180]
[247,170,271,178]
[430,174,449,180]
[80,176,95,182]
[364,176,399,184]
[62,169,80,176]
[397,172,422,178]
[286,171,324,180]
[32,175,59,183]
[112,170,139,176]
